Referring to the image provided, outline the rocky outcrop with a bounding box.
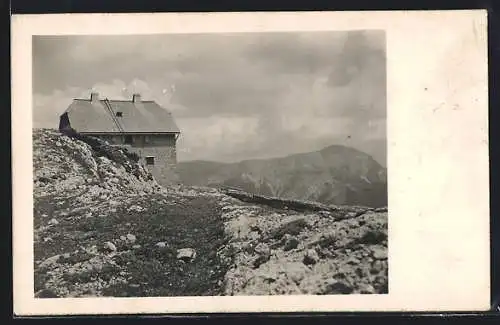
[33,129,160,200]
[216,194,388,295]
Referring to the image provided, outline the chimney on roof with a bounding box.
[90,92,99,103]
[132,93,142,103]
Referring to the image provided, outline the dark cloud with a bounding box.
[32,31,387,166]
[33,36,173,94]
[327,30,385,87]
[170,69,290,118]
[242,33,339,74]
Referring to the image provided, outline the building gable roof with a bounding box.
[63,98,181,134]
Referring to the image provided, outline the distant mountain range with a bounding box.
[176,145,387,208]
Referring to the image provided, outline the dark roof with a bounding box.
[62,99,181,134]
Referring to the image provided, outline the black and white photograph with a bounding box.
[13,9,489,315]
[31,30,388,298]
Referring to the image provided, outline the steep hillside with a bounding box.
[32,129,388,298]
[177,145,388,208]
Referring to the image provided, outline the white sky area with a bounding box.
[33,31,387,165]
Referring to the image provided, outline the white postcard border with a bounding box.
[12,10,490,315]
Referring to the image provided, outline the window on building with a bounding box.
[145,156,155,165]
[124,135,133,144]
[116,111,123,117]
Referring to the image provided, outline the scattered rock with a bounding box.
[250,257,267,270]
[371,260,385,273]
[132,244,141,249]
[303,249,320,265]
[125,234,136,243]
[285,262,311,284]
[87,245,99,255]
[318,211,331,218]
[38,176,50,183]
[325,279,354,294]
[155,242,167,248]
[358,284,376,294]
[48,218,59,225]
[371,246,387,260]
[250,225,261,233]
[272,217,308,239]
[252,243,271,268]
[282,235,300,251]
[345,212,359,219]
[103,241,117,252]
[36,288,59,298]
[177,248,196,262]
[254,243,270,256]
[128,205,144,212]
[39,255,61,269]
[347,257,360,265]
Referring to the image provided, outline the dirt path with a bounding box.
[105,195,231,297]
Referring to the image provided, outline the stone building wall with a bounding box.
[128,145,179,185]
[90,133,179,186]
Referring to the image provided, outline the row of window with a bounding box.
[124,135,149,145]
[124,135,172,145]
[99,134,175,146]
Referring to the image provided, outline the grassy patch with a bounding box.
[34,193,233,297]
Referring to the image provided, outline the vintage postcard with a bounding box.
[12,10,489,315]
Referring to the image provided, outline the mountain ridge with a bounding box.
[179,143,386,167]
[177,143,388,208]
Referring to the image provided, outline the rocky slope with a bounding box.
[218,190,388,295]
[33,129,388,297]
[177,145,388,208]
[33,129,230,297]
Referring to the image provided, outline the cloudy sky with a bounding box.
[33,31,387,165]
